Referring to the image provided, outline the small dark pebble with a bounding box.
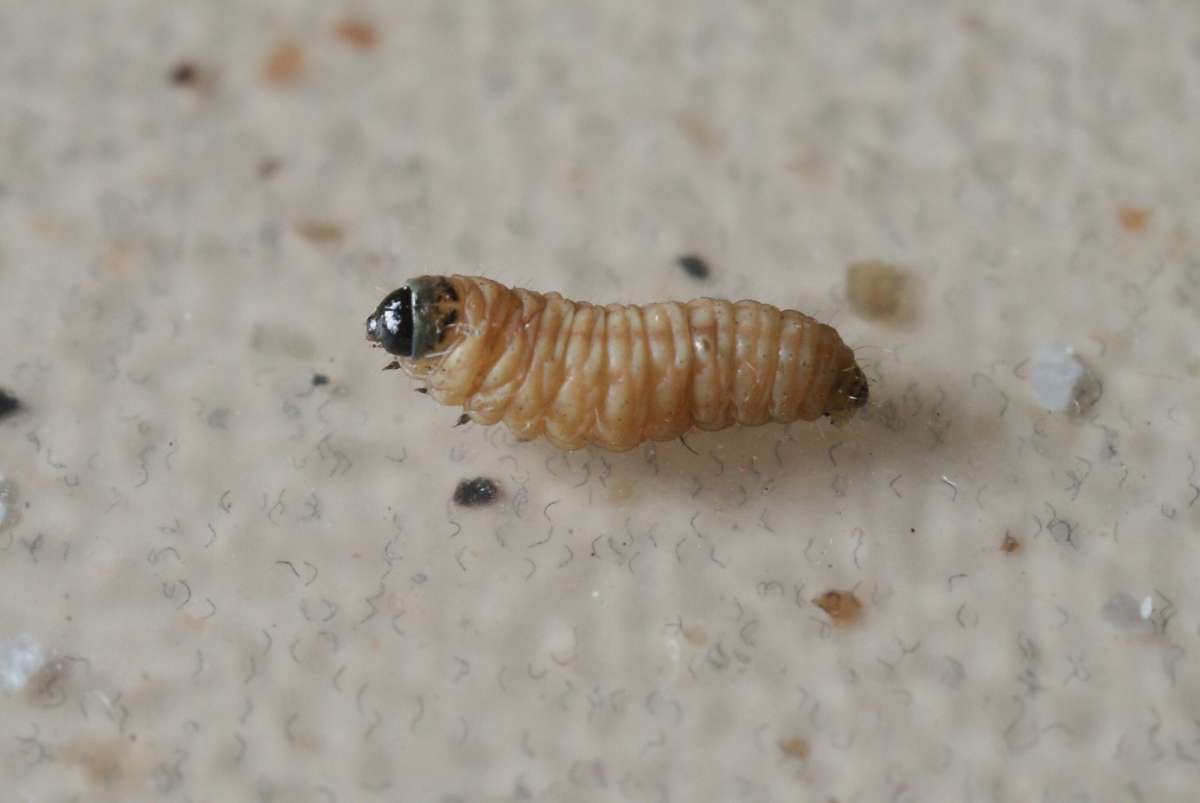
[169,62,198,86]
[453,477,500,508]
[311,373,330,386]
[677,254,711,280]
[0,388,21,419]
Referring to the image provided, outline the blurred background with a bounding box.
[2,1,1198,800]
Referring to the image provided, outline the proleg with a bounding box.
[365,275,869,451]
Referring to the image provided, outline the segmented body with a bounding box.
[367,275,868,451]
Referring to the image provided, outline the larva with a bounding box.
[365,275,868,451]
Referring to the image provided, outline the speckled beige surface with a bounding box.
[2,2,1199,801]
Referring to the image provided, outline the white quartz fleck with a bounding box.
[1,634,47,693]
[1031,344,1086,412]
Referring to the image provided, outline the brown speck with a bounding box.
[69,741,125,785]
[1118,206,1150,233]
[683,625,706,647]
[779,737,810,760]
[1001,533,1021,554]
[294,220,345,244]
[294,731,321,751]
[262,38,305,86]
[846,260,915,324]
[676,111,721,150]
[607,477,635,505]
[333,17,379,50]
[180,613,207,631]
[168,61,199,87]
[813,590,864,628]
[102,242,136,277]
[30,214,76,243]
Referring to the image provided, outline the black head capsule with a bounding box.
[824,364,870,425]
[844,365,869,409]
[365,287,415,357]
[366,277,461,360]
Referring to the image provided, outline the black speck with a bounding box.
[0,388,22,419]
[311,373,330,386]
[677,254,711,280]
[453,477,500,508]
[169,62,198,86]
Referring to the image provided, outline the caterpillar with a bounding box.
[365,275,868,452]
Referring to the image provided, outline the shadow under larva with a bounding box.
[365,275,870,452]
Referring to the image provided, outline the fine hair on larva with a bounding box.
[366,275,869,451]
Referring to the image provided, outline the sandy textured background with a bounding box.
[2,2,1199,801]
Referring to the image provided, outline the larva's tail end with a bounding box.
[825,364,870,426]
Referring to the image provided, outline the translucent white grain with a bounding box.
[1,634,46,693]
